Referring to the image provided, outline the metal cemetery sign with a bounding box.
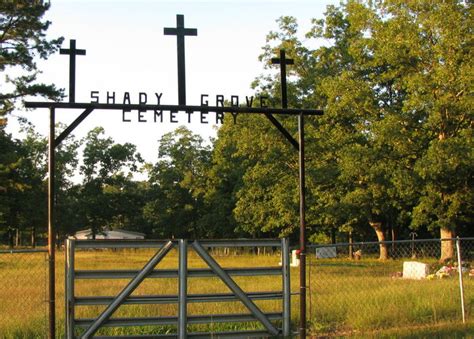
[90,91,281,125]
[25,14,323,339]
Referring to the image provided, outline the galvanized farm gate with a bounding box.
[65,238,291,338]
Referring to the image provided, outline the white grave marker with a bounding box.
[291,250,300,267]
[315,246,337,259]
[403,261,430,280]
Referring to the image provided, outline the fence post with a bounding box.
[282,238,291,337]
[456,237,466,323]
[65,239,75,339]
[48,107,56,339]
[178,239,188,339]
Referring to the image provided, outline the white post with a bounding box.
[456,237,466,324]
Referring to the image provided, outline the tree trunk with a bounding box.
[31,226,36,248]
[369,221,389,260]
[390,220,396,254]
[8,228,14,248]
[348,231,353,259]
[16,228,20,247]
[440,227,455,263]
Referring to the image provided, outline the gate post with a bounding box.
[178,239,188,338]
[282,238,291,337]
[48,107,56,339]
[65,239,75,339]
[456,237,466,323]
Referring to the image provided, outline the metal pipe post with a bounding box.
[298,112,307,338]
[66,239,75,338]
[282,238,291,337]
[456,237,466,323]
[48,107,56,339]
[178,240,188,338]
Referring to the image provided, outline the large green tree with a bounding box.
[78,127,143,238]
[0,120,82,247]
[0,1,63,126]
[373,0,473,261]
[0,130,23,246]
[144,127,212,238]
[227,0,472,260]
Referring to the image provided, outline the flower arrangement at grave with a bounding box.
[427,260,471,280]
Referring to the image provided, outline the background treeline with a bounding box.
[1,1,472,260]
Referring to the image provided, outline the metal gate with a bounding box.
[65,239,291,338]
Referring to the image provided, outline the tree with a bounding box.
[53,123,82,243]
[382,1,473,261]
[352,0,473,260]
[144,127,212,238]
[0,1,63,126]
[0,120,82,247]
[242,0,472,260]
[14,121,47,247]
[230,114,302,239]
[79,127,143,238]
[200,120,251,239]
[0,129,23,246]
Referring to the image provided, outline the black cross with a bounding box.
[164,14,197,105]
[60,39,86,103]
[271,49,294,109]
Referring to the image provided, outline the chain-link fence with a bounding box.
[1,239,473,337]
[0,249,48,338]
[307,238,473,336]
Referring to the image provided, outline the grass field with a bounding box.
[0,247,473,337]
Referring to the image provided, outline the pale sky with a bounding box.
[7,0,338,165]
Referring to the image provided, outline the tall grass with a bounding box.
[307,256,473,335]
[0,249,472,337]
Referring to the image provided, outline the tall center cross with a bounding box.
[60,39,86,103]
[271,49,294,109]
[164,14,198,105]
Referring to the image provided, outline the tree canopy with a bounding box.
[0,1,63,126]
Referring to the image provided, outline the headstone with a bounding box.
[291,250,300,267]
[353,249,362,260]
[315,246,337,259]
[403,261,430,280]
[278,249,300,267]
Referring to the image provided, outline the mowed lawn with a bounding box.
[0,248,473,337]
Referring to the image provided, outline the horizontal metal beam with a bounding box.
[75,267,282,279]
[75,291,284,305]
[75,312,282,327]
[73,239,173,249]
[24,101,323,116]
[0,249,48,254]
[94,330,275,338]
[72,238,283,249]
[189,330,276,339]
[197,239,281,247]
[307,237,472,249]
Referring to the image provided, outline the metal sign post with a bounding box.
[272,49,308,337]
[26,15,322,338]
[298,112,307,338]
[48,107,56,339]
